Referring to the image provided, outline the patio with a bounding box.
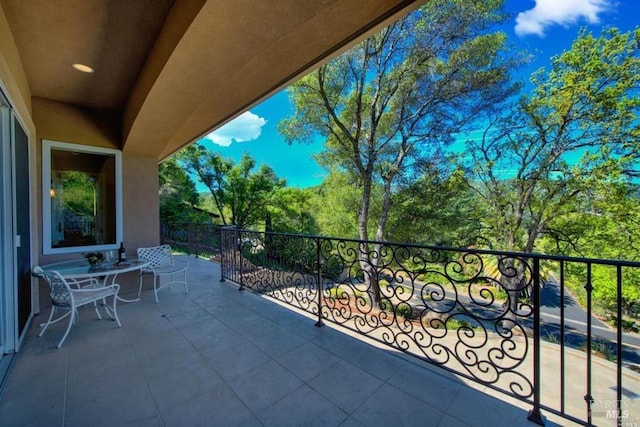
[0,255,567,426]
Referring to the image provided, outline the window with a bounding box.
[42,140,122,254]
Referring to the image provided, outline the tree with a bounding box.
[585,184,640,316]
[267,187,319,235]
[60,171,96,217]
[465,27,640,328]
[158,157,208,224]
[308,170,363,239]
[387,167,476,246]
[467,27,640,255]
[178,144,232,224]
[279,0,520,306]
[541,182,640,317]
[178,144,285,229]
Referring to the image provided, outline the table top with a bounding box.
[40,258,150,279]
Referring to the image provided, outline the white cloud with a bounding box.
[205,111,267,147]
[515,0,611,37]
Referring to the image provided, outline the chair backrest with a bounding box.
[137,244,174,268]
[35,269,73,308]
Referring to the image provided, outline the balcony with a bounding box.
[176,225,640,425]
[0,255,575,426]
[4,220,640,426]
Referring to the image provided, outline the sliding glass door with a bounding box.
[14,111,31,337]
[0,88,31,386]
[0,90,12,375]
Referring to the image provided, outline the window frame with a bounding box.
[42,139,123,255]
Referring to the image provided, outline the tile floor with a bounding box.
[0,256,568,426]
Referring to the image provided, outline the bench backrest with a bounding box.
[137,244,174,268]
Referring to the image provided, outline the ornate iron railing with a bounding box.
[160,223,222,260]
[166,223,640,426]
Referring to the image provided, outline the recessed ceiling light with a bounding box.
[72,63,94,73]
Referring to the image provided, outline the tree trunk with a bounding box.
[500,257,528,333]
[357,173,383,308]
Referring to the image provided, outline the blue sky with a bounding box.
[196,0,639,189]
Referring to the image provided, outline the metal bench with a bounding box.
[137,244,188,303]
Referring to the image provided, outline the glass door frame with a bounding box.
[0,84,32,389]
[0,89,15,364]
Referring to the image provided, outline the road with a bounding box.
[540,279,640,364]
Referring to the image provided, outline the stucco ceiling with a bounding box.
[1,0,175,110]
[1,0,424,159]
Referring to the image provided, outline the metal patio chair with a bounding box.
[33,267,122,348]
[137,244,188,303]
[32,266,101,329]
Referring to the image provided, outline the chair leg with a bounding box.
[111,293,122,328]
[57,308,76,348]
[38,305,57,337]
[137,273,144,298]
[183,269,188,295]
[93,300,103,320]
[38,308,73,328]
[153,276,159,303]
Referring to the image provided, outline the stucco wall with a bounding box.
[122,154,160,249]
[32,97,160,264]
[0,3,32,125]
[31,97,120,149]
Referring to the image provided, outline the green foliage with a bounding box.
[528,27,640,165]
[279,0,520,246]
[544,331,560,344]
[466,26,640,257]
[178,144,232,223]
[581,339,617,362]
[160,22,640,323]
[262,234,316,272]
[306,171,361,238]
[325,286,366,301]
[178,145,285,229]
[429,315,481,332]
[387,168,477,246]
[379,298,413,319]
[396,303,413,319]
[541,181,640,315]
[594,266,640,315]
[279,1,521,309]
[268,187,319,235]
[159,157,209,224]
[60,171,95,216]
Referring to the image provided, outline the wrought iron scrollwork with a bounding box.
[221,229,534,398]
[164,223,640,426]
